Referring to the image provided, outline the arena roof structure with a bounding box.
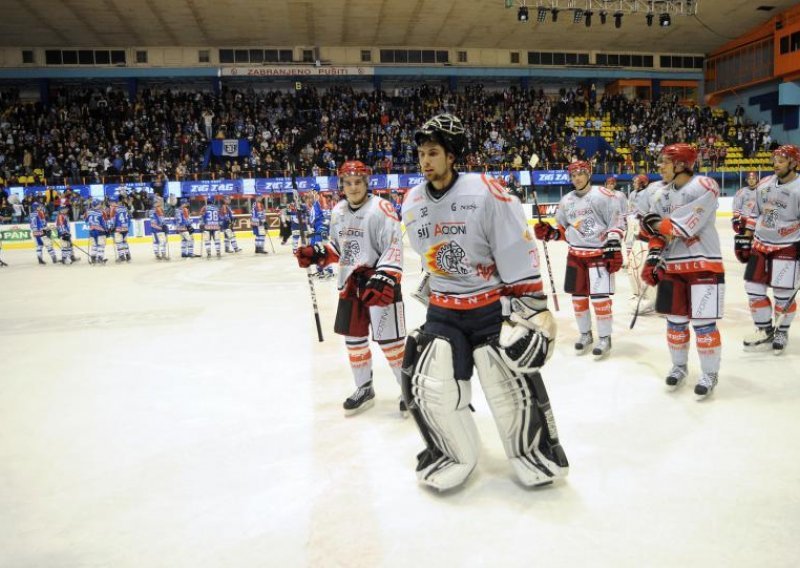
[1,0,796,55]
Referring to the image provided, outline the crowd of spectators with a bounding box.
[0,83,781,191]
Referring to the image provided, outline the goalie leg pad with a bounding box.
[401,329,479,491]
[474,343,569,487]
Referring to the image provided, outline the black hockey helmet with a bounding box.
[414,113,466,159]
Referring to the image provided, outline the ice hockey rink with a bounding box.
[1,218,798,568]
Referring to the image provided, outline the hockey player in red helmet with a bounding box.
[737,145,800,355]
[640,143,724,398]
[295,159,407,418]
[536,159,626,359]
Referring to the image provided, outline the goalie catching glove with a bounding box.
[361,271,400,307]
[295,243,329,268]
[498,296,557,374]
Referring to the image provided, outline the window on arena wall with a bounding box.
[22,50,35,64]
[361,50,372,62]
[457,51,467,63]
[511,52,520,64]
[136,50,148,64]
[198,50,210,63]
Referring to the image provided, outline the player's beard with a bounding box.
[776,164,796,183]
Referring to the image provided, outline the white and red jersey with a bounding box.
[647,175,723,274]
[746,174,800,253]
[555,185,626,257]
[630,181,666,218]
[732,183,759,222]
[328,195,403,292]
[402,173,542,309]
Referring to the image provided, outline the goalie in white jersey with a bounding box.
[640,144,725,399]
[737,145,800,354]
[535,161,626,359]
[401,113,568,491]
[295,160,406,417]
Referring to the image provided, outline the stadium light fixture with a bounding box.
[573,9,584,24]
[551,8,559,22]
[660,13,672,26]
[537,7,548,22]
[599,10,607,25]
[518,6,529,21]
[584,10,593,27]
[646,13,654,26]
[614,11,623,28]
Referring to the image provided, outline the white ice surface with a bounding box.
[1,220,799,568]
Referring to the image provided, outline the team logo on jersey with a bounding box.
[575,216,597,238]
[425,241,470,276]
[762,207,779,229]
[340,240,361,266]
[378,199,399,220]
[434,222,466,236]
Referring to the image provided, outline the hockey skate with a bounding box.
[574,331,593,355]
[399,396,409,419]
[694,372,718,399]
[38,257,46,265]
[592,336,612,359]
[773,329,789,355]
[343,382,375,416]
[743,326,774,351]
[665,364,687,390]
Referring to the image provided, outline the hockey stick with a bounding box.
[629,239,674,329]
[774,279,800,330]
[264,221,276,253]
[531,189,560,312]
[290,126,324,342]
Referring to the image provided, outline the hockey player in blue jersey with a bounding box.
[220,196,241,253]
[200,196,222,259]
[55,204,79,264]
[29,201,57,265]
[149,195,169,260]
[175,198,199,258]
[289,199,308,253]
[85,199,109,264]
[306,188,333,278]
[108,195,132,262]
[251,195,268,254]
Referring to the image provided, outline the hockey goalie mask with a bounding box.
[414,114,466,160]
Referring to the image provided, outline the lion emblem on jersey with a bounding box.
[575,216,597,238]
[425,241,470,276]
[762,206,779,229]
[340,240,361,266]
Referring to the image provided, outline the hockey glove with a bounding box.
[295,243,328,268]
[498,296,557,373]
[641,244,665,287]
[734,234,752,264]
[731,216,743,235]
[188,226,195,235]
[361,271,400,307]
[640,213,663,238]
[603,237,623,273]
[534,222,561,241]
[43,228,52,239]
[62,233,71,242]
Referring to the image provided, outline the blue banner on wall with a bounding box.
[23,184,91,197]
[254,177,317,193]
[531,170,571,185]
[181,179,243,196]
[104,182,153,197]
